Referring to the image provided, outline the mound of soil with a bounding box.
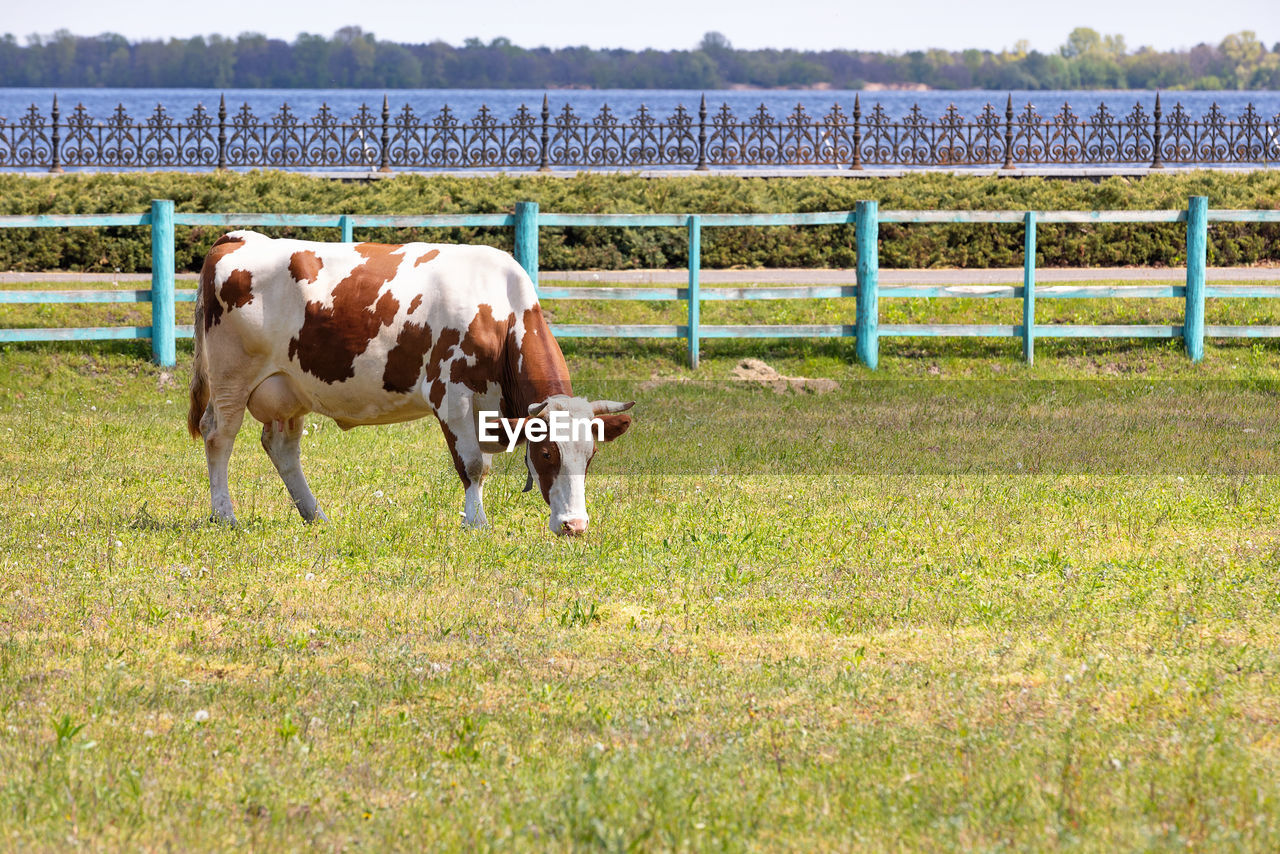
[730,358,839,394]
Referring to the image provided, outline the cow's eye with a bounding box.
[541,450,552,460]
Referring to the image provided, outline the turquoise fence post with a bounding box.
[150,199,175,367]
[855,200,879,370]
[1023,210,1037,364]
[514,201,539,294]
[1185,195,1208,362]
[339,214,354,242]
[687,214,701,369]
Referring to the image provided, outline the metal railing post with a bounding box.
[217,94,227,171]
[539,94,552,173]
[514,201,540,294]
[339,214,354,243]
[696,95,708,171]
[850,94,863,170]
[378,95,392,173]
[150,199,176,367]
[1023,211,1036,364]
[855,200,879,370]
[688,215,701,369]
[49,95,63,174]
[1185,195,1208,362]
[1150,92,1165,169]
[1002,94,1015,171]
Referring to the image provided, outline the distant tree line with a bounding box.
[1,27,1277,90]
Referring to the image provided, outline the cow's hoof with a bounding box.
[209,513,238,527]
[301,505,329,524]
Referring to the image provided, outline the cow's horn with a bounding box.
[522,470,534,493]
[527,401,551,418]
[592,400,635,415]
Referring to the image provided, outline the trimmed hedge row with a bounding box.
[0,171,1277,273]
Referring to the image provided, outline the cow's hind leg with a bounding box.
[200,397,245,525]
[248,374,324,523]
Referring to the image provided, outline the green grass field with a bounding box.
[4,286,1280,850]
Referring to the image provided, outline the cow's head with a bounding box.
[517,396,633,536]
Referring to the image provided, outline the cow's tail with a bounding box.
[187,281,210,439]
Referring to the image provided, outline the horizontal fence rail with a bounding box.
[1,199,1279,368]
[4,94,1280,172]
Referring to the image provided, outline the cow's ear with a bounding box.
[597,413,632,442]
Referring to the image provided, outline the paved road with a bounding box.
[1,266,1277,286]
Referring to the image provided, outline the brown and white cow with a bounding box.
[187,230,633,535]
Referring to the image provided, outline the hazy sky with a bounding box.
[7,0,1276,53]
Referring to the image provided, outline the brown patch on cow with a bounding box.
[219,269,255,314]
[449,304,513,395]
[200,265,223,332]
[288,243,405,384]
[382,320,434,394]
[509,304,573,414]
[414,249,440,266]
[440,422,471,487]
[423,327,462,390]
[407,294,423,315]
[428,380,446,409]
[198,234,247,332]
[289,250,324,284]
[528,437,561,502]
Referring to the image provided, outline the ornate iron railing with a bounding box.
[2,93,1278,172]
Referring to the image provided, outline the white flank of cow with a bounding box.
[187,230,633,535]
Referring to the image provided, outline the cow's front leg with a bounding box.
[439,415,493,528]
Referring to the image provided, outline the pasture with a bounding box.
[4,287,1280,850]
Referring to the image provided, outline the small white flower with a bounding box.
[301,429,309,437]
[1110,757,1123,770]
[1063,674,1074,683]
[1176,476,1185,483]
[304,572,315,581]
[193,709,210,723]
[114,540,123,548]
[143,728,155,738]
[90,405,97,411]
[373,490,384,498]
[165,399,173,405]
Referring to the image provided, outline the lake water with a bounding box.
[2,88,1277,125]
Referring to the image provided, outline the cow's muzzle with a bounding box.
[556,517,588,537]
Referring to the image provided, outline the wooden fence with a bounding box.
[1,197,1278,369]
